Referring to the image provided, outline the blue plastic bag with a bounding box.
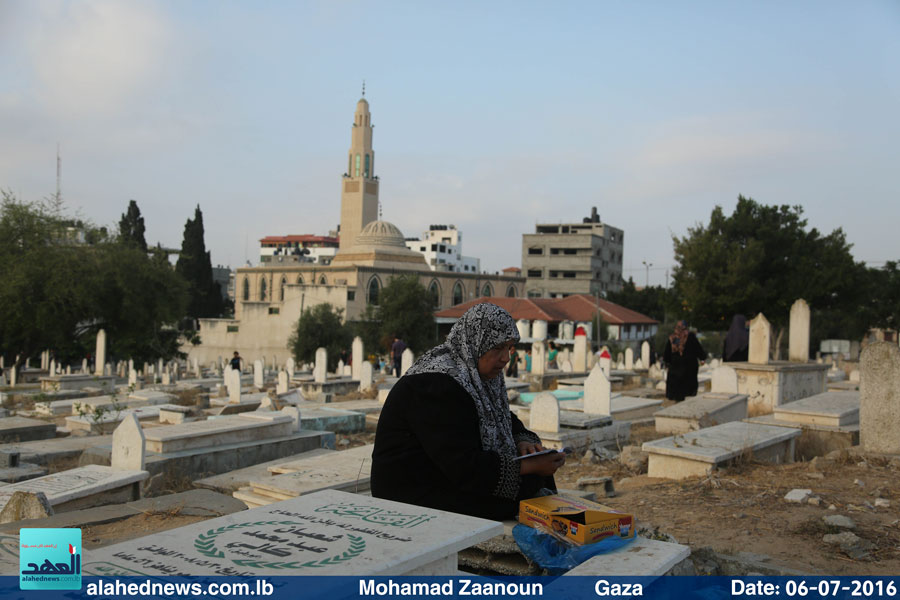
[512,523,636,575]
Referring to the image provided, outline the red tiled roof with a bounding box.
[435,294,658,325]
[502,267,522,273]
[260,235,339,245]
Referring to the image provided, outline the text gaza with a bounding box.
[595,580,643,596]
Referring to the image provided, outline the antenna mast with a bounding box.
[56,143,62,202]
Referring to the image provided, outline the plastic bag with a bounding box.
[512,523,636,575]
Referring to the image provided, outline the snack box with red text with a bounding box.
[518,494,635,545]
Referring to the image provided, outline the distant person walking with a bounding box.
[663,321,706,402]
[722,314,749,362]
[506,348,520,378]
[391,335,407,378]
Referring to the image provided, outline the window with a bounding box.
[227,325,239,333]
[550,271,559,278]
[481,283,493,296]
[260,278,267,301]
[355,154,360,177]
[429,280,440,306]
[297,275,304,284]
[364,154,370,178]
[527,290,542,298]
[431,244,437,251]
[527,269,542,278]
[550,248,560,255]
[506,285,517,297]
[563,272,576,278]
[528,247,543,255]
[280,276,286,301]
[563,248,576,255]
[420,246,426,252]
[319,275,327,285]
[367,276,380,305]
[452,282,463,306]
[347,290,355,301]
[242,278,249,301]
[268,307,280,315]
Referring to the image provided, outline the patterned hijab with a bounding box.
[669,320,690,355]
[405,303,519,457]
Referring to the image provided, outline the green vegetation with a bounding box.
[288,303,352,370]
[176,205,225,320]
[356,275,437,355]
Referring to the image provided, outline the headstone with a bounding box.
[193,357,201,377]
[583,364,611,416]
[401,348,414,376]
[359,361,374,391]
[95,329,107,376]
[0,491,53,524]
[351,336,364,380]
[82,358,88,373]
[161,371,171,385]
[277,371,289,395]
[65,365,71,374]
[286,357,295,380]
[532,342,546,376]
[559,348,571,367]
[625,348,634,371]
[573,334,588,372]
[710,365,739,394]
[111,414,146,471]
[789,299,811,362]
[641,341,650,368]
[281,406,301,432]
[128,369,138,387]
[253,360,264,388]
[9,367,16,387]
[228,370,241,403]
[48,359,56,376]
[560,360,573,373]
[337,359,345,374]
[616,358,625,370]
[529,392,560,433]
[314,348,327,383]
[634,358,643,370]
[860,342,900,454]
[598,349,611,378]
[749,313,771,365]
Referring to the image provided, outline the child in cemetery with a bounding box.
[372,303,564,520]
[662,320,707,401]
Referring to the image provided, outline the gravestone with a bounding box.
[286,357,295,379]
[625,348,634,371]
[634,358,643,370]
[749,313,771,365]
[49,359,56,377]
[314,348,327,383]
[530,393,560,433]
[789,299,811,362]
[277,371,289,395]
[598,349,611,378]
[359,361,373,392]
[711,365,739,394]
[281,406,301,432]
[616,358,625,370]
[253,360,264,389]
[860,342,900,454]
[532,342,546,376]
[94,329,107,376]
[111,414,145,471]
[228,369,241,404]
[560,360,573,373]
[573,334,588,372]
[81,358,88,373]
[0,465,148,512]
[143,413,295,453]
[642,341,650,368]
[0,491,53,524]
[128,369,138,387]
[583,364,611,416]
[352,336,364,380]
[78,488,501,576]
[559,348,571,367]
[337,359,345,374]
[401,348,414,376]
[9,367,16,387]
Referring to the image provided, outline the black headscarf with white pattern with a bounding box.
[405,303,520,456]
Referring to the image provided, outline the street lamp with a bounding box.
[642,261,653,287]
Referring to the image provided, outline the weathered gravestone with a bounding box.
[583,364,611,416]
[789,299,811,363]
[352,336,364,380]
[710,365,738,394]
[254,360,264,389]
[573,334,588,372]
[860,342,900,454]
[749,313,771,365]
[401,348,414,376]
[530,393,560,433]
[277,371,289,395]
[314,348,327,383]
[94,329,107,376]
[532,342,546,376]
[359,361,374,392]
[111,414,145,471]
[625,348,634,371]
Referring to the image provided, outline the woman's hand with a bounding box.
[519,450,566,476]
[517,441,543,456]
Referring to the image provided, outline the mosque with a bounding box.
[189,95,524,365]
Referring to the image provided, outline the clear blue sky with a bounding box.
[1,1,897,286]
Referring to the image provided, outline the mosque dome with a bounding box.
[353,220,407,249]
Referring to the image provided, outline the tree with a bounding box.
[288,303,352,370]
[175,205,224,319]
[671,195,866,350]
[606,278,677,324]
[356,275,437,354]
[118,199,147,252]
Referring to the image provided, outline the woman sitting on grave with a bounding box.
[371,303,565,520]
[663,320,707,402]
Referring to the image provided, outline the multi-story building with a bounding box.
[259,234,339,265]
[522,207,624,298]
[404,225,480,273]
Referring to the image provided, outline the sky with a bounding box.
[1,0,898,287]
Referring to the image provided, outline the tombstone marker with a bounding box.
[584,363,612,416]
[789,299,811,362]
[111,414,146,471]
[749,313,771,365]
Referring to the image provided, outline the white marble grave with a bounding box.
[653,393,748,435]
[142,413,295,454]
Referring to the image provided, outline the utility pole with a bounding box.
[642,260,653,287]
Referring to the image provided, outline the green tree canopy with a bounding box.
[356,275,437,354]
[288,303,352,370]
[0,191,188,366]
[606,278,676,324]
[118,199,147,252]
[175,205,224,319]
[671,195,865,341]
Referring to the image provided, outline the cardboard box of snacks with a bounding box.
[518,493,635,545]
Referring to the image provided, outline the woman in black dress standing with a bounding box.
[663,320,707,402]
